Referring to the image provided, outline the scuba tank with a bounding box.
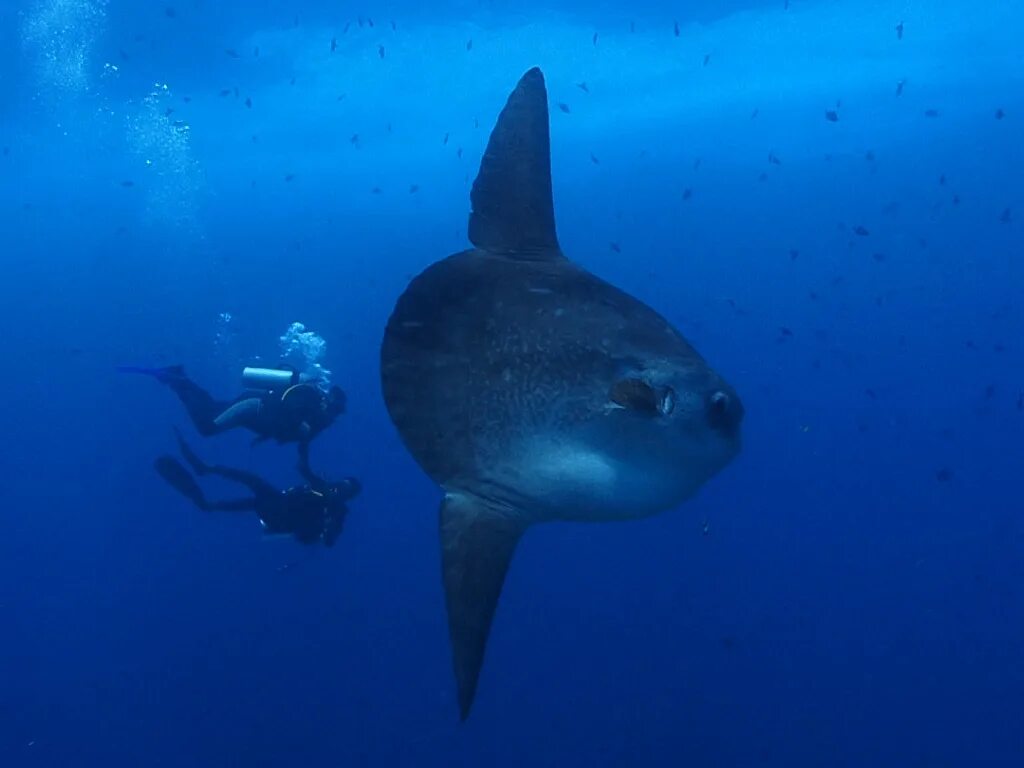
[242,366,298,391]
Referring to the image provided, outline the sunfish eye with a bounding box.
[611,378,674,417]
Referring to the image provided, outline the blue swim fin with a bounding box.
[154,456,208,510]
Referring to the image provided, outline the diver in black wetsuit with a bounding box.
[120,364,346,463]
[155,430,360,546]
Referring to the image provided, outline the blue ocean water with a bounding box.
[1,0,1021,765]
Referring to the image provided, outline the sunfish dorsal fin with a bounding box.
[440,492,528,719]
[468,67,561,259]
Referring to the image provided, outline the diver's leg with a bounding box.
[203,464,278,499]
[206,498,258,512]
[175,429,277,498]
[159,369,231,436]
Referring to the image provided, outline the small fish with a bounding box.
[682,188,692,201]
[984,384,996,401]
[703,53,711,66]
[350,134,360,147]
[368,17,375,27]
[896,21,904,40]
[336,93,346,101]
[674,21,680,37]
[935,468,953,483]
[557,102,570,114]
[225,48,239,59]
[120,180,134,188]
[245,96,252,108]
[1001,208,1012,223]
[371,186,382,194]
[995,108,1005,120]
[609,242,621,253]
[825,110,839,122]
[218,89,231,97]
[952,194,961,206]
[443,132,449,145]
[779,327,794,337]
[590,153,600,165]
[630,21,636,33]
[865,150,875,162]
[284,173,295,182]
[254,46,260,58]
[466,39,473,52]
[750,107,759,120]
[693,158,702,171]
[768,151,781,165]
[865,389,878,400]
[378,45,385,59]
[592,32,598,46]
[871,252,887,262]
[165,6,176,18]
[331,38,337,53]
[391,20,397,31]
[939,174,946,186]
[2,146,9,156]
[854,225,870,236]
[409,184,420,194]
[924,109,940,118]
[784,0,789,9]
[758,172,768,182]
[343,22,351,33]
[457,148,463,159]
[895,79,905,96]
[789,248,799,261]
[576,81,589,94]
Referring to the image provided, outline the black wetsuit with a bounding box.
[127,365,345,462]
[155,431,360,546]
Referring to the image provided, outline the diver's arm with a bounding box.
[296,441,328,492]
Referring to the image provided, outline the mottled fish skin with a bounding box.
[382,248,740,522]
[379,67,743,720]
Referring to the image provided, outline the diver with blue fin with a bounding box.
[154,429,360,546]
[119,363,346,463]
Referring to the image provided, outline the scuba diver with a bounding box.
[155,429,360,546]
[119,363,345,463]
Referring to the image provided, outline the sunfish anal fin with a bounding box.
[468,67,562,259]
[440,492,527,720]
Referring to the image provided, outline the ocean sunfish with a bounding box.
[380,67,744,719]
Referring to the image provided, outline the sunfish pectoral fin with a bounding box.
[440,492,528,720]
[468,67,563,259]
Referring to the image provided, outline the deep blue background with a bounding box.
[1,0,1022,765]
